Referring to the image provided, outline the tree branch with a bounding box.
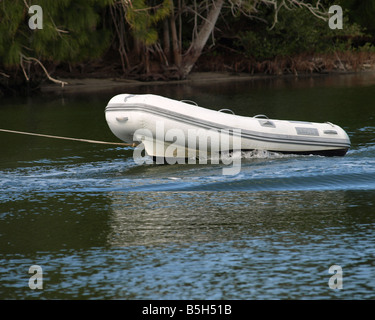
[20,54,68,87]
[0,71,10,78]
[269,0,328,29]
[226,0,328,29]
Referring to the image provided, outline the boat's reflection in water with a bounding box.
[106,190,348,248]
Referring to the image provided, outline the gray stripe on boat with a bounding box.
[105,103,350,148]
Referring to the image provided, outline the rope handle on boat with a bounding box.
[180,99,198,106]
[253,114,269,119]
[0,128,136,147]
[218,108,235,115]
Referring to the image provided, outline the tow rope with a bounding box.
[0,128,136,147]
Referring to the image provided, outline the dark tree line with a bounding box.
[1,0,375,95]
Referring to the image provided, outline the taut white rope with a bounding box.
[0,128,135,147]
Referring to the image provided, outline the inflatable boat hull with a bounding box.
[105,94,350,159]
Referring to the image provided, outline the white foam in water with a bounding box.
[242,149,290,159]
[220,149,300,160]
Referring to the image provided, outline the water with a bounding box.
[1,73,375,300]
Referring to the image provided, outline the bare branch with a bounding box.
[0,72,10,78]
[226,0,328,29]
[22,0,30,10]
[227,0,260,18]
[20,54,68,87]
[269,0,328,29]
[20,55,30,81]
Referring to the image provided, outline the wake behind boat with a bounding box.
[105,94,350,160]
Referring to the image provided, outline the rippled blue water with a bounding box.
[1,73,375,300]
[1,145,375,197]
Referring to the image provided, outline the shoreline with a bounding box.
[39,70,375,95]
[40,72,268,94]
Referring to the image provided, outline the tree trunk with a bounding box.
[133,38,142,59]
[170,1,181,68]
[180,0,224,78]
[163,18,170,60]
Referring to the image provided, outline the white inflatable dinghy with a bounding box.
[105,94,350,160]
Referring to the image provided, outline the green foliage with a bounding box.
[237,8,326,60]
[357,42,375,53]
[338,0,375,34]
[236,5,364,60]
[1,0,375,88]
[126,0,171,45]
[0,0,114,69]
